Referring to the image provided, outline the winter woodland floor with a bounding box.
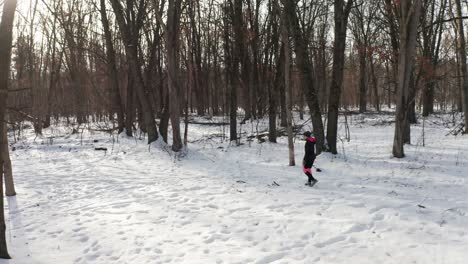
[2,112,468,264]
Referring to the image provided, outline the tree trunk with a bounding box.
[422,82,434,116]
[455,41,463,112]
[110,0,159,144]
[405,73,417,144]
[281,3,295,166]
[279,76,287,127]
[166,0,183,152]
[408,73,417,125]
[234,0,251,123]
[326,0,354,154]
[283,0,325,154]
[421,0,446,117]
[269,45,284,143]
[44,0,59,129]
[250,0,261,118]
[369,53,380,111]
[2,122,15,197]
[100,0,125,133]
[454,0,468,132]
[0,0,17,259]
[358,47,367,113]
[160,94,170,143]
[227,0,241,143]
[268,80,278,143]
[393,0,421,158]
[317,25,328,111]
[384,0,400,110]
[125,75,135,137]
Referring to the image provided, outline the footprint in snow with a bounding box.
[314,236,346,248]
[344,223,370,234]
[254,252,287,264]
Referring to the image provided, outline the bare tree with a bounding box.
[326,0,354,154]
[166,0,184,151]
[350,0,380,113]
[109,0,159,143]
[383,0,400,107]
[421,0,447,117]
[0,0,17,258]
[453,0,468,132]
[393,0,422,158]
[99,0,125,133]
[221,0,241,143]
[280,0,295,166]
[283,0,325,154]
[268,0,280,143]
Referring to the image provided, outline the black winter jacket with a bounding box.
[303,137,316,168]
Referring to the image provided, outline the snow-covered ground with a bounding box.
[3,113,468,264]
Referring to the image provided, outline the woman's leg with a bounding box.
[305,172,317,183]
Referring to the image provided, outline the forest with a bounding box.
[0,0,467,263]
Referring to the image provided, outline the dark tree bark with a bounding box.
[44,2,62,129]
[454,0,468,132]
[110,0,159,144]
[1,122,15,197]
[0,0,17,259]
[247,0,262,118]
[393,0,422,158]
[125,75,136,137]
[369,53,380,111]
[358,48,367,113]
[268,0,280,143]
[405,72,418,144]
[383,0,400,108]
[326,0,354,154]
[226,0,239,142]
[231,0,252,123]
[283,0,325,154]
[166,0,183,152]
[279,74,287,127]
[160,94,170,143]
[280,0,295,166]
[100,0,125,133]
[270,43,284,143]
[421,0,447,117]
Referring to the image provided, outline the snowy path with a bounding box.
[3,116,468,264]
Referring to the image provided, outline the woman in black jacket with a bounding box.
[302,131,318,187]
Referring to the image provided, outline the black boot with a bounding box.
[309,179,318,187]
[305,172,317,187]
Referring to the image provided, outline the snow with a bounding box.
[3,113,468,264]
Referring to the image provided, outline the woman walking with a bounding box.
[303,131,318,187]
